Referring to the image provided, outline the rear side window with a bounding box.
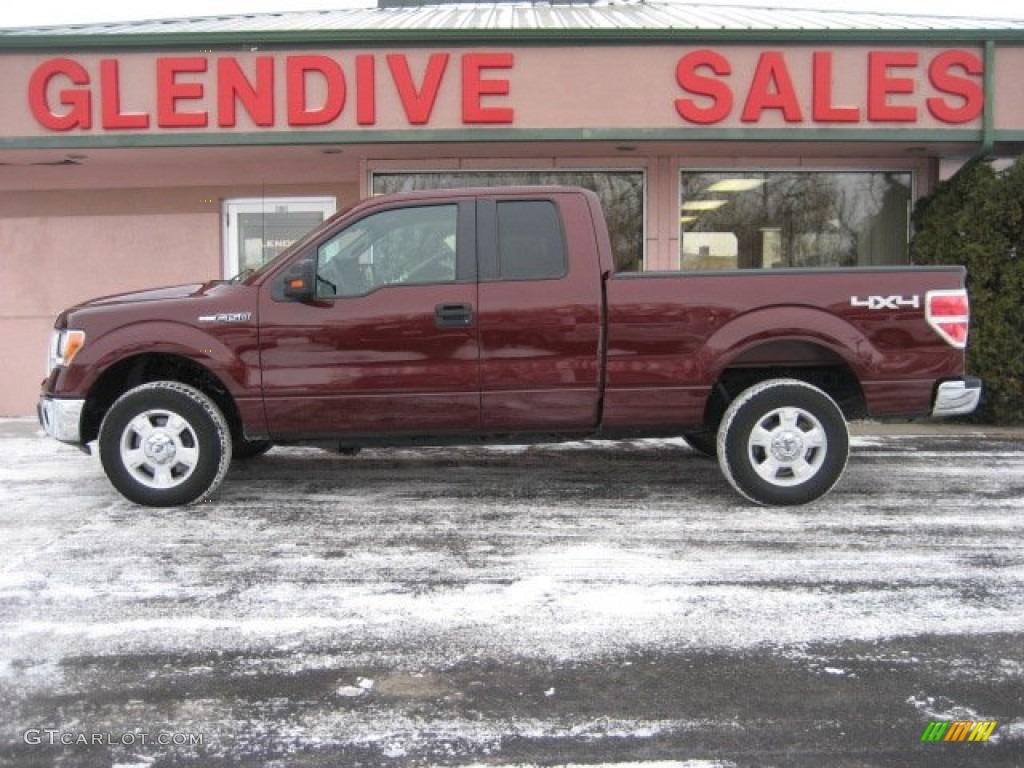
[496,201,566,280]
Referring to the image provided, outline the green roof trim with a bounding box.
[5,126,1024,151]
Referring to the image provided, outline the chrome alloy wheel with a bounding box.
[119,409,200,489]
[746,406,827,487]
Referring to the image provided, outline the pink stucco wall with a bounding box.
[0,184,351,416]
[0,191,219,415]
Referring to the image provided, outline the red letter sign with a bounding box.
[742,52,802,123]
[287,55,346,126]
[462,53,514,124]
[927,50,983,124]
[868,51,918,122]
[812,52,859,122]
[388,53,449,125]
[28,58,92,131]
[218,57,274,127]
[100,59,149,130]
[157,57,209,128]
[675,50,732,125]
[355,54,376,126]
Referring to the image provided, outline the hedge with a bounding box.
[910,156,1024,424]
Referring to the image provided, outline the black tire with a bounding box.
[98,382,232,507]
[717,379,848,506]
[233,438,273,460]
[682,431,718,458]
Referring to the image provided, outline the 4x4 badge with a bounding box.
[850,295,920,310]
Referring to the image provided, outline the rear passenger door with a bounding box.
[476,193,604,432]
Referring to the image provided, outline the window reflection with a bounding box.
[316,205,458,298]
[679,171,912,271]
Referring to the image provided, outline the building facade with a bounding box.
[2,1,1023,415]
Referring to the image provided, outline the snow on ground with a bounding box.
[0,422,1022,667]
[0,420,1022,764]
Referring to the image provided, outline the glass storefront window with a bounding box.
[372,170,644,272]
[678,170,912,271]
[222,197,336,278]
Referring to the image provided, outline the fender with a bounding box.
[701,304,883,383]
[57,319,260,402]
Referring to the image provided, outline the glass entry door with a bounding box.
[223,197,336,277]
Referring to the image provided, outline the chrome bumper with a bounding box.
[931,378,982,417]
[38,397,85,443]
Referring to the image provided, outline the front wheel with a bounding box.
[98,382,233,507]
[717,379,848,506]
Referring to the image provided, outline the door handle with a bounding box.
[435,303,474,328]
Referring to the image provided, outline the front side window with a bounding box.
[315,205,458,298]
[679,170,912,271]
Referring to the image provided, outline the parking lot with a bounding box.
[0,418,1022,767]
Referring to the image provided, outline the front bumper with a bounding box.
[38,396,85,443]
[931,377,982,417]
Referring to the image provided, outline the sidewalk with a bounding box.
[848,420,1024,438]
[0,418,42,438]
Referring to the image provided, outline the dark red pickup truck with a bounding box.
[39,186,979,507]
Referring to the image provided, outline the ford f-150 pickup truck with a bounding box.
[38,186,980,507]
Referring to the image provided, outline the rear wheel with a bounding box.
[98,382,232,507]
[717,379,848,506]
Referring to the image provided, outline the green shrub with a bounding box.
[910,156,1024,424]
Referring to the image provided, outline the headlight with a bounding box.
[47,329,86,371]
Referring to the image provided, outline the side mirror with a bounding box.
[282,260,316,302]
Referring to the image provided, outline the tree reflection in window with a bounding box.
[679,170,912,271]
[316,204,457,297]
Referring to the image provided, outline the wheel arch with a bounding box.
[81,352,245,446]
[703,338,868,430]
[696,305,877,430]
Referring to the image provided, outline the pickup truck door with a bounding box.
[476,194,605,432]
[258,200,480,438]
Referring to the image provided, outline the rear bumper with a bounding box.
[931,377,982,417]
[37,396,85,443]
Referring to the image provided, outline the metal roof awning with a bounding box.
[2,0,1023,47]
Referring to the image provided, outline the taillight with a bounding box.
[926,289,969,349]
